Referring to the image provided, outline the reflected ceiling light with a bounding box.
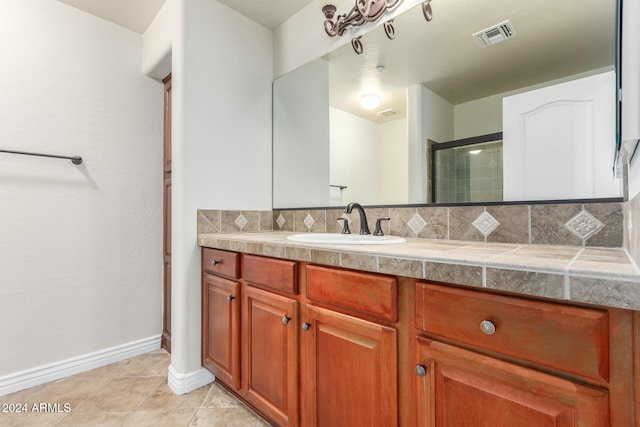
[319,0,434,55]
[469,149,482,154]
[360,93,381,110]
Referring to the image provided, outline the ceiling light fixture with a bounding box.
[360,93,381,110]
[319,0,434,55]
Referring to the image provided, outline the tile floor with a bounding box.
[0,349,269,426]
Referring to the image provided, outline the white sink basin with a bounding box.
[286,233,406,245]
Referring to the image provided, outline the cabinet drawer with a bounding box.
[306,265,397,322]
[415,282,609,383]
[202,248,240,279]
[244,255,297,295]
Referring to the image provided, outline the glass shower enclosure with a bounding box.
[431,133,503,203]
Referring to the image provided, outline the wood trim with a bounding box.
[607,308,635,427]
[161,73,172,353]
[634,311,640,427]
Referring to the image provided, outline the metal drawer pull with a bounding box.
[480,320,496,335]
[282,316,290,325]
[302,322,311,331]
[226,295,235,302]
[415,364,428,377]
[211,259,220,266]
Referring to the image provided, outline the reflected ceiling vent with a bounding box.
[377,109,397,117]
[472,20,517,48]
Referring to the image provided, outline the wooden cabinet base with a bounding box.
[200,250,638,427]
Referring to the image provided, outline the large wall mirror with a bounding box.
[273,0,622,209]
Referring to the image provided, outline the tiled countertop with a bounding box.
[198,231,640,311]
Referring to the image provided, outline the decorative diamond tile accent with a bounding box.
[565,210,604,241]
[303,213,315,231]
[234,214,248,230]
[407,213,427,235]
[472,211,500,237]
[276,214,286,229]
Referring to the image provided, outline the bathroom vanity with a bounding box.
[198,232,640,427]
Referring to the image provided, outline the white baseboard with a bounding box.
[167,364,215,395]
[0,334,162,397]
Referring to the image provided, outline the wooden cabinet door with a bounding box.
[415,337,609,427]
[502,71,618,200]
[202,273,240,389]
[242,286,298,427]
[303,305,398,427]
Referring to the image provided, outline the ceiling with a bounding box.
[325,0,616,123]
[57,0,616,126]
[216,0,313,30]
[57,0,314,33]
[57,0,168,33]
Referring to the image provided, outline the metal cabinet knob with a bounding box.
[226,295,235,302]
[282,316,290,325]
[211,259,220,266]
[415,364,428,377]
[301,322,311,331]
[480,320,496,335]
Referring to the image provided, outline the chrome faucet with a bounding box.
[344,202,371,235]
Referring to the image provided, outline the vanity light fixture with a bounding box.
[360,93,381,110]
[318,0,400,37]
[319,0,434,54]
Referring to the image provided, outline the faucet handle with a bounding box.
[337,217,351,234]
[374,217,390,236]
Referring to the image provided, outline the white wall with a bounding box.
[379,118,409,203]
[274,59,330,208]
[142,0,175,80]
[0,0,163,379]
[330,108,380,205]
[454,95,503,140]
[408,84,454,203]
[170,0,272,385]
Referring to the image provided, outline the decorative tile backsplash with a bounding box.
[472,211,500,237]
[198,200,626,249]
[564,210,605,241]
[198,210,273,234]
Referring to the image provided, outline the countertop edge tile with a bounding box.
[197,232,640,310]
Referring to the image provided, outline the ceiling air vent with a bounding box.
[472,20,517,48]
[377,109,397,117]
